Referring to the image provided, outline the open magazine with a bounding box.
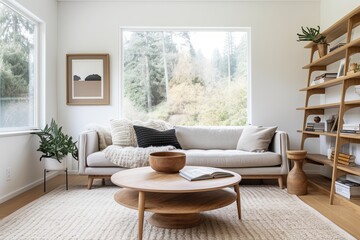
[179,167,234,181]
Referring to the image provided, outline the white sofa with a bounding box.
[78,126,289,189]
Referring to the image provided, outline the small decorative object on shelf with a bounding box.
[326,115,336,132]
[297,26,327,57]
[337,59,346,78]
[313,116,321,123]
[347,62,360,75]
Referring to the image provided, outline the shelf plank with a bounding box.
[304,6,360,48]
[344,99,360,106]
[300,78,343,91]
[303,44,347,69]
[300,72,360,91]
[303,37,360,69]
[306,153,334,167]
[337,164,360,176]
[297,103,340,110]
[340,133,360,140]
[302,131,337,137]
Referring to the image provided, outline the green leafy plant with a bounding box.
[32,119,78,162]
[297,26,326,44]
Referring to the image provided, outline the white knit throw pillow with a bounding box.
[110,119,137,147]
[110,119,173,147]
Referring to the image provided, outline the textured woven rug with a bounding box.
[0,185,354,240]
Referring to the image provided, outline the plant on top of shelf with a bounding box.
[32,119,78,163]
[297,26,328,57]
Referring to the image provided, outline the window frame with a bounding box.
[119,27,252,125]
[0,0,43,135]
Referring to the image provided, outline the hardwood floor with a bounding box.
[0,175,358,238]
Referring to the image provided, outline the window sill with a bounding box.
[0,129,40,138]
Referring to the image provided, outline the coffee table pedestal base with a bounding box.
[149,213,203,229]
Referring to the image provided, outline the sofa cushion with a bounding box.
[171,149,281,168]
[110,119,136,147]
[110,119,173,147]
[87,152,118,167]
[175,126,243,150]
[133,125,182,149]
[236,126,277,152]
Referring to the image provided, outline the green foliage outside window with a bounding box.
[123,30,249,126]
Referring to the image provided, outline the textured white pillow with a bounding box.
[236,126,277,152]
[110,119,137,147]
[110,119,173,147]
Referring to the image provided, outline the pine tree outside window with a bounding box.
[122,29,250,126]
[0,1,38,132]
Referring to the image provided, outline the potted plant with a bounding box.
[297,26,327,57]
[32,119,78,170]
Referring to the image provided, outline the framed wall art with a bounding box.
[66,54,110,105]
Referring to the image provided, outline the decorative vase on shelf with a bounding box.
[44,157,67,171]
[317,43,328,58]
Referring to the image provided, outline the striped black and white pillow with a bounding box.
[133,125,182,149]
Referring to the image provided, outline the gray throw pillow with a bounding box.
[236,126,277,152]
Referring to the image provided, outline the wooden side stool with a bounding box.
[286,150,307,196]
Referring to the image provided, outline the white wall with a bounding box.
[320,0,359,29]
[57,1,320,157]
[0,0,58,203]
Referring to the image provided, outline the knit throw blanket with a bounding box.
[104,145,176,168]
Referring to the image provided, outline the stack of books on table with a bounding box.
[335,177,360,199]
[305,122,325,132]
[330,151,356,166]
[310,73,337,86]
[340,123,360,134]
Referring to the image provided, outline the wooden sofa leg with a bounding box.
[87,176,94,190]
[102,178,106,186]
[278,176,284,189]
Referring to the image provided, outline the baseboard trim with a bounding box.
[0,172,58,204]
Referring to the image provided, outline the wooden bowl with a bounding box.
[149,152,186,173]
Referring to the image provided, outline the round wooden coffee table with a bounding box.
[111,166,241,240]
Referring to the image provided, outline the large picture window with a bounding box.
[122,29,250,126]
[0,1,37,131]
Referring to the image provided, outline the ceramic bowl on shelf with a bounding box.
[149,152,186,173]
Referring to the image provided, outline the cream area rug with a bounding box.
[0,185,354,240]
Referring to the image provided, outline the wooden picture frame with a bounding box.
[66,54,110,105]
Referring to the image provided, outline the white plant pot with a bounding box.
[44,157,66,171]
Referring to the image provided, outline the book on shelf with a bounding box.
[305,122,325,132]
[179,167,234,181]
[330,151,355,160]
[330,151,356,166]
[340,129,360,134]
[310,73,337,86]
[343,123,360,131]
[335,178,360,199]
[329,43,346,52]
[315,73,338,80]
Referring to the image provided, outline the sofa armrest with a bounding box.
[78,130,99,174]
[269,131,289,175]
